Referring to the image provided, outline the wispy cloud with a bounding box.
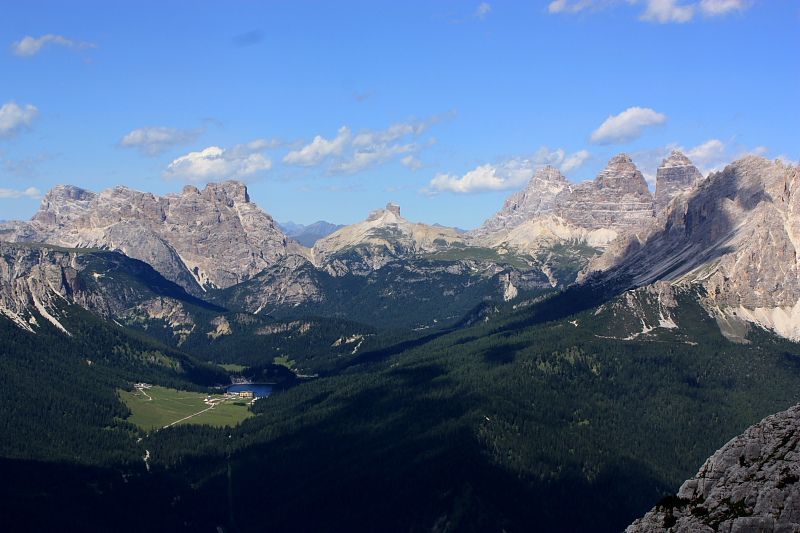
[282,111,456,175]
[420,148,591,195]
[282,126,353,167]
[351,91,373,102]
[4,151,59,179]
[12,34,98,57]
[119,126,207,157]
[163,141,274,182]
[0,187,41,199]
[548,0,751,23]
[0,101,39,140]
[589,107,667,145]
[443,2,493,23]
[475,3,492,20]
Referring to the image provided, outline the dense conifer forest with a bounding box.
[3,284,800,531]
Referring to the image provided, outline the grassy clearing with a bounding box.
[119,385,253,430]
[220,363,247,372]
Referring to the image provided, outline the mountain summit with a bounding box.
[583,156,800,341]
[1,181,307,293]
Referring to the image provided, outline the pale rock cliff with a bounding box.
[0,242,208,335]
[654,150,704,213]
[0,181,309,293]
[469,165,573,239]
[626,402,800,533]
[556,153,655,234]
[312,203,468,274]
[581,157,800,341]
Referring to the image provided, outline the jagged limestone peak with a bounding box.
[593,153,650,195]
[366,202,404,223]
[654,150,703,212]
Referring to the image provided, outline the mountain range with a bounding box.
[1,150,799,531]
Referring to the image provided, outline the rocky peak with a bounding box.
[654,150,703,212]
[581,156,800,341]
[555,153,654,234]
[469,165,573,239]
[366,203,404,223]
[313,203,467,272]
[3,180,307,293]
[593,153,651,195]
[200,180,250,206]
[32,185,97,226]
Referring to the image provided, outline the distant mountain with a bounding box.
[582,156,800,341]
[0,182,308,294]
[312,203,469,271]
[278,220,346,247]
[3,153,800,533]
[471,153,700,255]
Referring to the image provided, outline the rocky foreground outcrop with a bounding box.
[626,403,800,533]
[0,181,308,294]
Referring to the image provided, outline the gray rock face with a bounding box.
[469,166,573,238]
[0,242,200,333]
[312,203,468,274]
[581,156,800,341]
[654,150,703,213]
[0,181,308,294]
[626,403,800,533]
[556,153,655,233]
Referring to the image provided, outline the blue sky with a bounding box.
[1,0,798,230]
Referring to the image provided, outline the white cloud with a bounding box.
[12,34,98,57]
[640,0,695,23]
[699,0,750,16]
[562,149,592,172]
[548,0,602,13]
[475,3,492,19]
[548,0,751,22]
[0,101,39,140]
[352,110,456,147]
[329,143,419,175]
[420,148,591,195]
[163,143,273,182]
[282,112,454,174]
[119,126,207,157]
[401,155,423,171]
[0,187,41,199]
[424,164,511,195]
[282,126,352,167]
[683,138,767,173]
[590,107,667,145]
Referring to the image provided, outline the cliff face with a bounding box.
[0,242,209,335]
[556,153,655,234]
[471,155,661,253]
[312,203,468,274]
[469,165,573,239]
[581,157,800,341]
[654,150,704,213]
[626,403,800,533]
[1,182,308,294]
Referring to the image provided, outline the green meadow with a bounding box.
[119,385,254,430]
